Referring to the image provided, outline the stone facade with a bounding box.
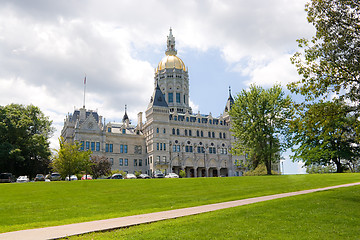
[61,29,271,177]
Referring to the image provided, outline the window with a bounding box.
[163,128,166,134]
[176,93,180,103]
[212,132,215,138]
[189,130,192,136]
[197,130,199,137]
[163,156,167,163]
[172,128,175,135]
[96,142,100,151]
[91,142,95,151]
[86,141,90,150]
[223,133,226,139]
[208,132,211,138]
[108,127,111,132]
[105,144,109,152]
[156,128,159,133]
[124,145,128,153]
[184,94,186,104]
[185,146,193,152]
[122,129,126,134]
[157,156,160,163]
[185,129,188,136]
[176,129,180,135]
[80,141,84,150]
[157,143,159,150]
[198,118,200,123]
[201,131,203,137]
[219,132,222,139]
[160,143,163,150]
[125,159,128,166]
[109,144,113,153]
[168,93,173,103]
[119,158,123,166]
[110,158,114,165]
[134,159,137,166]
[139,159,142,166]
[164,143,166,151]
[120,145,123,153]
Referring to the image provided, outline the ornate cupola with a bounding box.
[154,28,191,114]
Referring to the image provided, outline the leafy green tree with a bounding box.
[52,137,92,179]
[288,0,360,108]
[290,101,360,173]
[230,84,293,175]
[0,104,53,178]
[90,155,112,179]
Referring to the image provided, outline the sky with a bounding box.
[0,0,315,174]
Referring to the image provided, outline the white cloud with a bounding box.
[0,0,315,151]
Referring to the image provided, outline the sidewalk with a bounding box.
[1,182,359,240]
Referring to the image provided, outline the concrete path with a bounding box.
[1,182,359,240]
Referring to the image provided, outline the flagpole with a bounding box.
[83,74,86,109]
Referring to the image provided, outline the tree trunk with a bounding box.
[334,158,343,173]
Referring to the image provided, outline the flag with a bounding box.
[84,76,87,84]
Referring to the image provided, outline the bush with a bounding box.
[179,170,186,178]
[244,164,278,176]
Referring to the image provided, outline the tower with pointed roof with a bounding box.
[154,28,191,114]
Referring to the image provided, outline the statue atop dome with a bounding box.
[165,28,177,56]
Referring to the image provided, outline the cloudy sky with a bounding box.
[0,0,315,174]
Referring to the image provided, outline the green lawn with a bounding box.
[69,185,360,240]
[0,173,359,233]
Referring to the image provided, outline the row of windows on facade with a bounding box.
[159,74,183,79]
[169,115,229,126]
[109,158,147,167]
[172,128,226,139]
[155,127,226,139]
[156,143,228,155]
[80,141,128,153]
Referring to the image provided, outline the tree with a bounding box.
[288,0,360,108]
[52,137,92,179]
[0,104,53,178]
[230,84,293,175]
[90,156,112,179]
[289,101,360,173]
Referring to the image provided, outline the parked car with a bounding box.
[49,172,61,181]
[0,173,14,183]
[153,170,164,178]
[34,174,45,181]
[165,173,179,178]
[65,175,78,181]
[110,173,123,179]
[138,174,150,179]
[81,174,93,180]
[125,173,137,179]
[16,175,29,183]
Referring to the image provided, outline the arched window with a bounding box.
[172,128,175,135]
[177,129,180,135]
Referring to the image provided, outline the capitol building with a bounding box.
[61,29,249,177]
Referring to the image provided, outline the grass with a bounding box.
[69,185,360,240]
[0,173,359,233]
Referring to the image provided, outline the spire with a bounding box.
[165,28,177,56]
[224,86,234,113]
[122,105,129,123]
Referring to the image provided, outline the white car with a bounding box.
[125,173,137,179]
[65,175,78,181]
[165,173,179,178]
[16,176,29,183]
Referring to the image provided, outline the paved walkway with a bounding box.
[1,182,359,240]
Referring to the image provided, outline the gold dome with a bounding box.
[157,55,186,72]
